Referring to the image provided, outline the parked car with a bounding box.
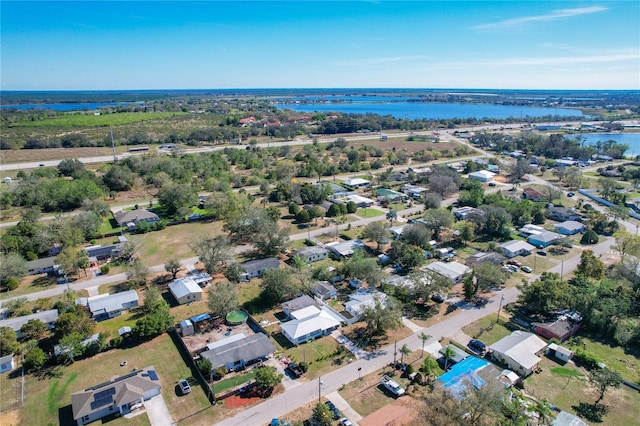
[468,339,488,354]
[488,182,496,187]
[537,250,547,256]
[431,293,445,303]
[521,266,533,273]
[340,418,354,426]
[325,401,341,420]
[286,362,304,378]
[567,192,575,197]
[178,379,191,395]
[506,260,522,267]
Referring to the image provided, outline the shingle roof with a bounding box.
[0,309,59,332]
[200,334,275,369]
[281,295,316,313]
[113,209,159,225]
[242,258,280,274]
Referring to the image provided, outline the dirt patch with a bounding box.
[2,147,116,164]
[0,409,20,426]
[358,397,420,426]
[223,383,284,409]
[349,139,460,154]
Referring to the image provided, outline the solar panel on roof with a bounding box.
[147,370,158,381]
[90,396,113,410]
[94,387,116,400]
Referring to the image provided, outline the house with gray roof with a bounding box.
[200,333,275,372]
[554,220,585,235]
[169,277,203,305]
[0,309,59,339]
[25,257,61,276]
[466,251,507,267]
[326,239,365,259]
[528,230,562,248]
[499,240,535,258]
[425,261,471,284]
[546,206,582,222]
[291,246,329,264]
[112,209,160,227]
[313,281,337,300]
[240,258,280,281]
[490,331,547,377]
[78,290,139,321]
[281,295,316,318]
[71,366,161,425]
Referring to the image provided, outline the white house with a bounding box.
[490,331,547,377]
[326,239,365,258]
[343,178,370,188]
[291,246,329,263]
[0,309,59,339]
[340,194,375,207]
[469,170,496,182]
[77,290,139,322]
[554,221,585,235]
[169,277,203,305]
[499,240,535,258]
[425,261,471,284]
[390,225,408,239]
[280,306,342,345]
[345,291,388,320]
[71,366,161,425]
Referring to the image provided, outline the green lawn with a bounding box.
[565,336,640,383]
[11,112,188,127]
[357,208,386,218]
[0,333,213,425]
[272,334,347,379]
[461,314,512,345]
[213,370,257,393]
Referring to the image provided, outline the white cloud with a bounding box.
[334,55,429,67]
[473,6,608,30]
[481,52,639,67]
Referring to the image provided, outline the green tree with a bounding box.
[575,250,605,280]
[518,272,570,316]
[260,268,308,307]
[253,219,290,257]
[341,249,384,286]
[223,262,244,283]
[296,209,311,224]
[401,223,432,248]
[0,327,20,356]
[581,229,599,244]
[55,309,95,340]
[419,332,431,358]
[164,257,182,279]
[463,274,475,301]
[71,211,102,241]
[346,201,358,213]
[361,296,402,337]
[614,230,640,263]
[443,346,456,371]
[472,263,506,294]
[20,319,48,341]
[126,259,149,288]
[197,357,213,379]
[589,368,623,405]
[134,300,173,339]
[399,343,411,365]
[207,281,239,318]
[142,287,164,314]
[190,234,233,274]
[422,209,454,241]
[288,202,300,216]
[361,221,389,251]
[24,347,47,372]
[0,252,27,285]
[312,402,333,426]
[57,332,85,363]
[157,182,199,216]
[254,365,283,390]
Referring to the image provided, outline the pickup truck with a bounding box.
[286,362,304,378]
[380,375,405,396]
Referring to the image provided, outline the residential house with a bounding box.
[291,246,329,264]
[78,290,139,322]
[326,239,365,259]
[466,252,507,267]
[518,224,545,238]
[343,178,370,188]
[55,333,101,357]
[552,411,589,426]
[345,291,388,320]
[402,184,428,200]
[200,333,276,372]
[436,356,502,399]
[425,261,471,284]
[340,194,375,208]
[376,188,405,203]
[532,315,582,342]
[527,230,562,248]
[281,295,316,319]
[390,225,408,239]
[280,306,342,345]
[546,206,582,222]
[499,240,535,258]
[112,209,160,228]
[554,220,585,235]
[0,309,59,338]
[85,244,122,261]
[453,206,481,220]
[25,257,61,276]
[468,170,496,182]
[169,277,204,305]
[312,281,337,300]
[546,343,574,363]
[522,187,544,201]
[489,331,547,377]
[407,166,432,176]
[240,258,280,281]
[71,367,161,426]
[0,354,15,373]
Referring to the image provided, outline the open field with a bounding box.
[461,313,513,345]
[525,355,640,425]
[0,333,212,425]
[565,335,640,384]
[8,112,188,128]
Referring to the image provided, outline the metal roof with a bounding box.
[200,334,275,369]
[0,309,59,331]
[86,290,139,315]
[241,258,280,274]
[169,277,203,300]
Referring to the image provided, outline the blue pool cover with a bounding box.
[438,356,489,399]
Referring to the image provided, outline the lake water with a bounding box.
[276,101,584,120]
[578,133,640,157]
[0,102,130,111]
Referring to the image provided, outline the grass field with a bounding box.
[9,112,188,128]
[213,370,257,394]
[0,333,213,425]
[565,335,640,383]
[272,334,346,379]
[461,314,512,345]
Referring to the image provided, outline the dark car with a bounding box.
[325,401,341,420]
[488,182,497,187]
[537,250,547,256]
[431,293,445,303]
[567,192,575,197]
[468,339,488,354]
[286,362,304,378]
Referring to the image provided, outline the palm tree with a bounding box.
[444,346,456,371]
[418,332,431,358]
[530,399,553,425]
[386,209,397,223]
[399,344,411,366]
[420,356,438,384]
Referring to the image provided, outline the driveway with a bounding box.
[144,394,174,426]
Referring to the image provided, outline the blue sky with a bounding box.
[1,1,638,90]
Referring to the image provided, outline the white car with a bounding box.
[340,419,354,426]
[178,379,191,395]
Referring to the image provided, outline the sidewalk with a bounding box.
[326,390,363,424]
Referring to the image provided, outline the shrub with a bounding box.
[109,336,123,348]
[574,348,602,369]
[299,361,309,373]
[4,278,19,291]
[581,230,599,245]
[100,265,110,275]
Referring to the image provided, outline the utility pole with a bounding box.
[496,294,505,324]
